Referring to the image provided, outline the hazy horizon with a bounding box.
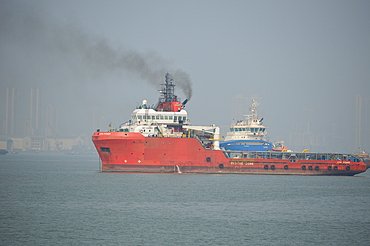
[1,0,369,153]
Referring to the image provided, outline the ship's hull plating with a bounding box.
[92,132,367,176]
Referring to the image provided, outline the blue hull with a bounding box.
[220,140,273,151]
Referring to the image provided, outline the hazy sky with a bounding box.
[1,0,369,153]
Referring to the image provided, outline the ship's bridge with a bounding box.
[131,108,188,125]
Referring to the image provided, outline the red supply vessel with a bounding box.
[92,73,367,175]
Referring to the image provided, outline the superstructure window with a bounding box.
[100,147,111,153]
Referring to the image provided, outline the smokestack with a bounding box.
[11,88,15,135]
[30,88,33,135]
[4,88,16,135]
[56,107,59,135]
[29,88,41,135]
[5,88,9,135]
[35,88,40,132]
[355,94,362,149]
[45,104,53,136]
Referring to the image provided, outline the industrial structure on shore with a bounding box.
[1,88,94,154]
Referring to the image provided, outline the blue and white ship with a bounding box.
[220,100,285,152]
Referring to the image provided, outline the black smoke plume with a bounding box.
[0,1,193,100]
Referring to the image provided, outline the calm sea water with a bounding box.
[1,153,369,246]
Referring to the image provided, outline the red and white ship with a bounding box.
[92,73,367,175]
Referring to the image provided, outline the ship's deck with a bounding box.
[225,150,362,162]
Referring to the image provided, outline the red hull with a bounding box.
[363,159,370,169]
[92,132,367,176]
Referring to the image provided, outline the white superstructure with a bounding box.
[224,99,267,141]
